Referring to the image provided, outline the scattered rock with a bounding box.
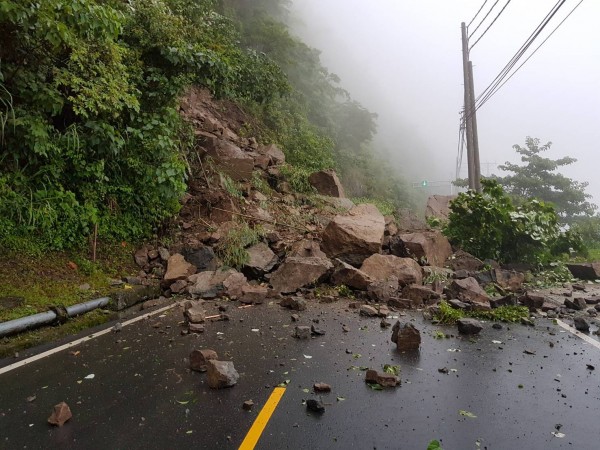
[164,254,196,283]
[239,285,268,304]
[457,318,483,335]
[269,257,333,294]
[288,240,327,259]
[401,284,440,307]
[206,360,239,389]
[492,269,525,291]
[243,243,278,278]
[308,169,346,198]
[280,296,307,311]
[182,245,217,272]
[359,305,379,317]
[446,250,484,272]
[313,382,331,393]
[390,231,452,268]
[522,292,545,310]
[190,349,218,372]
[47,402,72,427]
[242,400,254,411]
[360,254,423,286]
[367,277,399,303]
[294,326,311,339]
[331,259,373,291]
[365,369,399,387]
[188,323,205,333]
[321,204,385,266]
[391,321,421,351]
[438,367,449,374]
[449,278,490,308]
[306,399,325,413]
[573,317,590,332]
[565,298,587,311]
[490,294,517,309]
[291,314,300,322]
[185,305,206,324]
[425,195,456,221]
[311,325,326,336]
[566,263,600,280]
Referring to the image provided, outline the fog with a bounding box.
[290,0,600,205]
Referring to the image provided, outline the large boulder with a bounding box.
[448,277,490,309]
[391,321,421,351]
[308,170,346,198]
[390,231,452,268]
[258,143,286,166]
[204,139,254,181]
[425,195,456,221]
[206,360,239,389]
[269,257,333,294]
[288,240,327,259]
[164,254,196,283]
[321,204,385,267]
[360,254,423,286]
[243,243,278,278]
[491,268,525,291]
[187,269,240,298]
[182,245,216,272]
[566,263,600,280]
[446,250,484,272]
[330,259,372,291]
[401,284,440,307]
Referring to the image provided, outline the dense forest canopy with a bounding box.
[0,0,416,252]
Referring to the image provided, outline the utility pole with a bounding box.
[460,22,481,192]
[468,61,481,192]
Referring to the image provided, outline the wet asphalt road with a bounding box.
[1,299,599,450]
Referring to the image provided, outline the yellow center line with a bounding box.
[239,387,286,450]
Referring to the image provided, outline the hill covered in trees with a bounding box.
[0,0,418,252]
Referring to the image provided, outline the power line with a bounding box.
[467,0,489,29]
[481,0,584,102]
[475,0,567,111]
[469,0,501,39]
[469,0,512,51]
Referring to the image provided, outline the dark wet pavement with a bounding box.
[1,300,599,449]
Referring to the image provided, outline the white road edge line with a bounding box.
[0,302,179,376]
[556,319,600,351]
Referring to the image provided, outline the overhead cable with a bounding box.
[467,0,489,29]
[469,0,513,51]
[468,0,501,39]
[475,0,567,110]
[480,0,584,104]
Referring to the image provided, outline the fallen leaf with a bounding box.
[492,340,502,344]
[69,351,80,356]
[427,440,443,450]
[336,396,346,401]
[251,329,260,332]
[26,395,36,402]
[367,383,383,391]
[303,355,312,359]
[84,374,95,380]
[302,388,310,393]
[551,432,565,438]
[176,400,189,405]
[459,410,477,418]
[383,364,400,376]
[186,430,193,435]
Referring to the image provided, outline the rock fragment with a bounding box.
[206,360,239,389]
[457,318,483,335]
[365,369,399,387]
[306,399,325,413]
[313,383,331,393]
[294,326,311,339]
[280,296,307,311]
[391,321,421,351]
[47,402,72,427]
[190,349,218,372]
[242,400,254,411]
[359,305,379,317]
[573,317,590,332]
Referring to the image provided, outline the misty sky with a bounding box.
[290,0,600,206]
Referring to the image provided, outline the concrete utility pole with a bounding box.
[460,22,481,192]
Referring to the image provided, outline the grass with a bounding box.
[215,221,264,269]
[0,241,138,323]
[434,300,529,324]
[587,247,600,262]
[0,309,114,358]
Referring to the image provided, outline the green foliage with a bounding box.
[336,284,354,298]
[279,164,315,194]
[216,222,264,269]
[443,179,571,264]
[496,137,597,224]
[351,197,396,217]
[221,174,244,199]
[427,440,443,450]
[434,300,529,324]
[528,261,574,288]
[571,215,600,249]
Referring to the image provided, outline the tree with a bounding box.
[496,137,597,224]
